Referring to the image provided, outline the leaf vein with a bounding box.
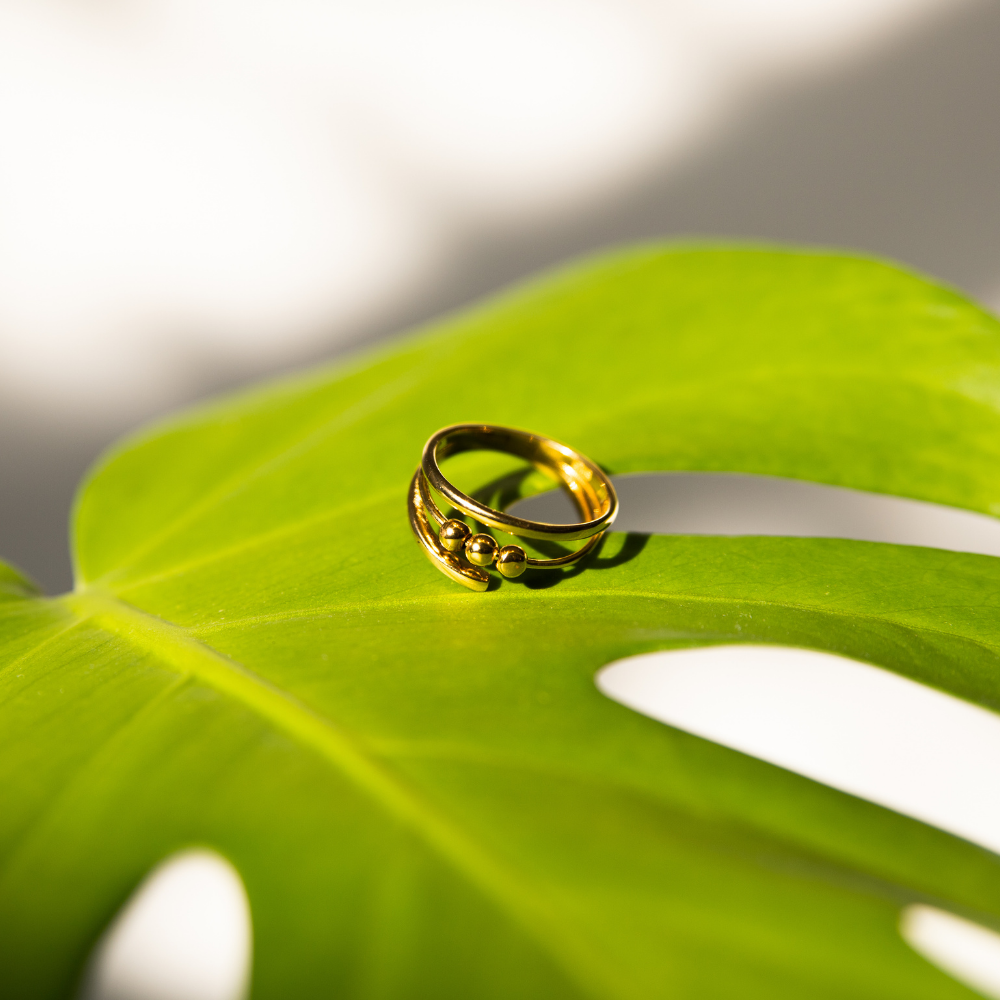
[65,589,618,1000]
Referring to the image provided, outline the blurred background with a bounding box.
[2,0,999,594]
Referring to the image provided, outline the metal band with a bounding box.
[421,423,617,542]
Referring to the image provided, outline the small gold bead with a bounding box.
[465,533,499,567]
[439,518,471,553]
[496,544,527,578]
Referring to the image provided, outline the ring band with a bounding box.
[408,423,618,591]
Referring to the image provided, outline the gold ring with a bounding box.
[408,423,618,591]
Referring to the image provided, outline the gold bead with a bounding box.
[439,518,471,553]
[465,533,499,567]
[496,544,527,578]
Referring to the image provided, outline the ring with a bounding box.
[408,423,618,591]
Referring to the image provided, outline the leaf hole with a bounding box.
[78,848,251,1000]
[596,644,1000,854]
[598,646,1000,994]
[902,905,1000,999]
[512,471,1000,554]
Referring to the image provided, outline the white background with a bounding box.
[1,0,998,592]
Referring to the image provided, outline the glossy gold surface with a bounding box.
[407,423,618,591]
[438,518,471,553]
[496,545,527,578]
[465,533,499,566]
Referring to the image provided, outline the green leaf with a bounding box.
[3,244,1000,999]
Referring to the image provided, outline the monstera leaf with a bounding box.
[4,245,1000,999]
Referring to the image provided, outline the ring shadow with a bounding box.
[465,466,648,590]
